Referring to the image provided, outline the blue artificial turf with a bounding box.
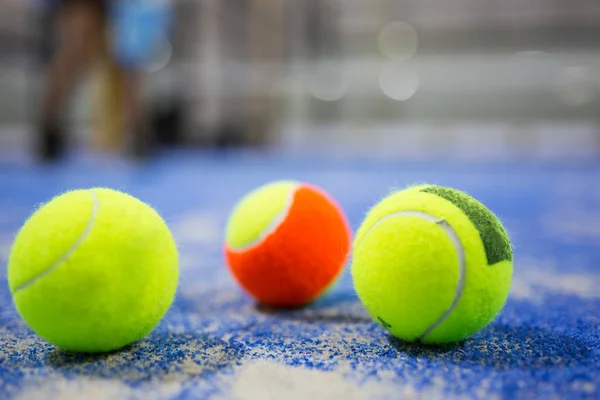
[0,150,598,399]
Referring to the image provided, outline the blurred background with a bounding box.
[1,0,600,162]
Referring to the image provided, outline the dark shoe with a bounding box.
[214,123,247,149]
[37,123,65,162]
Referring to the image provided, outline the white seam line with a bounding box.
[357,210,466,341]
[229,185,298,252]
[416,216,466,341]
[13,190,99,293]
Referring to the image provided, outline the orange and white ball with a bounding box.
[224,181,351,308]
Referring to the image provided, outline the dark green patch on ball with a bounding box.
[421,186,512,265]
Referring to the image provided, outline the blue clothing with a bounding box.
[109,0,172,69]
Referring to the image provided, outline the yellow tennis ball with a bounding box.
[351,184,513,344]
[7,188,179,353]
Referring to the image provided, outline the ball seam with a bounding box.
[227,185,298,252]
[12,190,99,294]
[415,215,466,341]
[356,210,466,341]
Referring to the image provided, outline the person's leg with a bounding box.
[37,0,105,161]
[104,0,171,159]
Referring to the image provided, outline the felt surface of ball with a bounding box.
[224,180,351,308]
[7,188,179,353]
[351,184,513,344]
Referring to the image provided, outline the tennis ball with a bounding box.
[224,180,351,308]
[351,184,513,344]
[7,188,178,353]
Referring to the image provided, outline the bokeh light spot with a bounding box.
[377,21,418,61]
[379,61,419,101]
[557,66,597,107]
[307,62,347,102]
